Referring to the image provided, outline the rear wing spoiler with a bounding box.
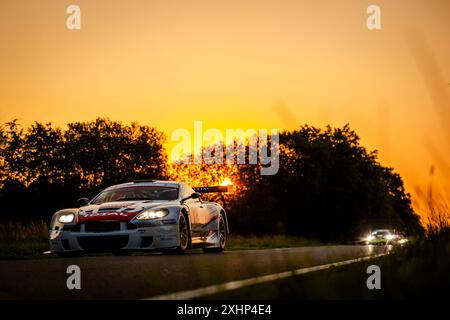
[193,185,232,193]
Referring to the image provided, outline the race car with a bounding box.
[49,180,230,256]
[364,229,408,246]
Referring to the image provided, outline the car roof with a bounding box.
[103,180,181,191]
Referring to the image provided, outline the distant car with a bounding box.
[364,229,408,246]
[49,180,230,256]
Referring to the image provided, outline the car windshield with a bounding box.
[373,230,390,236]
[90,186,179,204]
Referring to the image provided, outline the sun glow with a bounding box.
[221,179,233,187]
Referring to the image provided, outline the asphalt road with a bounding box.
[0,246,386,299]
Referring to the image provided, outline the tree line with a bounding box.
[0,119,167,220]
[0,118,423,240]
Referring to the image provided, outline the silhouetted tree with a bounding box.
[0,118,167,220]
[228,124,423,239]
[62,118,167,189]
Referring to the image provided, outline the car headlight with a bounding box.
[58,213,75,223]
[365,235,374,241]
[386,234,395,240]
[135,209,169,220]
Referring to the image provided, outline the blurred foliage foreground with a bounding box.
[1,118,424,241]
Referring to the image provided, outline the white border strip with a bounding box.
[144,253,386,300]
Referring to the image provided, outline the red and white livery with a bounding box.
[49,180,229,256]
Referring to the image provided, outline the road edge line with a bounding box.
[143,253,387,300]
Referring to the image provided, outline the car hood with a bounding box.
[77,200,177,222]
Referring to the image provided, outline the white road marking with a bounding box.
[144,253,387,300]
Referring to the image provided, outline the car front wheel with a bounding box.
[162,213,189,254]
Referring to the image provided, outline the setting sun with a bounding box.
[220,179,233,187]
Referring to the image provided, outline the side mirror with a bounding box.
[191,192,201,199]
[181,192,201,203]
[77,197,89,206]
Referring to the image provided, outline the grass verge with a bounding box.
[226,234,324,250]
[0,220,50,260]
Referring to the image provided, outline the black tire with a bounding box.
[203,213,227,253]
[162,213,190,254]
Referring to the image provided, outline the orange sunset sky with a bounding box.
[1,0,449,221]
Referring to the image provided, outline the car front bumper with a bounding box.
[49,222,179,253]
[366,238,390,245]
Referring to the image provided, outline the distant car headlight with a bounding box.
[58,213,75,223]
[398,238,408,244]
[135,209,169,220]
[365,235,374,242]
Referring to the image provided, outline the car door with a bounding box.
[181,184,203,239]
[193,197,220,240]
[184,198,201,237]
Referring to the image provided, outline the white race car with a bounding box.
[49,180,230,256]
